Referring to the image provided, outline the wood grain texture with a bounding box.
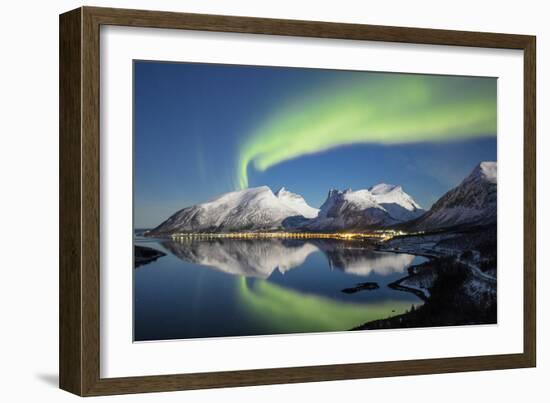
[85,6,532,49]
[81,6,102,396]
[59,8,82,396]
[523,38,536,367]
[59,6,537,396]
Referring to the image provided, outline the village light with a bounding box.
[170,230,405,242]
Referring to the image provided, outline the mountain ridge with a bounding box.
[303,184,424,231]
[405,161,497,231]
[147,186,318,236]
[146,161,496,236]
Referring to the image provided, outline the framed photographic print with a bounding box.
[59,6,536,396]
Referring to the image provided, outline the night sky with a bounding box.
[134,61,497,228]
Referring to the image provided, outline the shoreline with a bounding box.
[388,278,429,301]
[135,229,496,332]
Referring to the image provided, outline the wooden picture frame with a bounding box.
[59,6,536,396]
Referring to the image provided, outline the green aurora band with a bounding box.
[237,277,416,332]
[237,73,496,189]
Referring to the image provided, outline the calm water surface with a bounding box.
[134,237,426,341]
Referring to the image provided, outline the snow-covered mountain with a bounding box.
[147,186,318,235]
[146,180,429,235]
[275,187,319,218]
[303,185,424,231]
[410,161,497,230]
[369,183,425,221]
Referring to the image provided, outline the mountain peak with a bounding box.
[275,187,319,219]
[410,161,497,230]
[476,161,497,184]
[459,161,497,188]
[327,188,342,198]
[255,185,273,193]
[311,183,424,229]
[369,183,402,195]
[204,185,273,205]
[147,178,426,235]
[368,184,422,212]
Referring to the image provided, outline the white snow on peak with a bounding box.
[150,185,319,234]
[197,186,289,228]
[312,184,424,227]
[341,189,380,210]
[462,161,497,186]
[275,187,319,218]
[412,161,497,230]
[317,188,381,220]
[368,183,423,211]
[275,187,287,195]
[203,185,272,207]
[369,183,401,195]
[201,185,316,224]
[478,161,497,184]
[151,181,425,235]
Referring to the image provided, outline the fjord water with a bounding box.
[134,237,426,341]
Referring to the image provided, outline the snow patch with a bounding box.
[276,187,319,218]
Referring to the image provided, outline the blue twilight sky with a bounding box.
[134,61,497,228]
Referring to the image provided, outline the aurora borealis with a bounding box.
[134,61,497,228]
[134,62,498,340]
[237,74,496,189]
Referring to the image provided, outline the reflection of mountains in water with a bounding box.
[314,240,415,276]
[161,238,416,279]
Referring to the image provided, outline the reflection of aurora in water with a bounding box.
[134,238,425,340]
[237,277,416,333]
